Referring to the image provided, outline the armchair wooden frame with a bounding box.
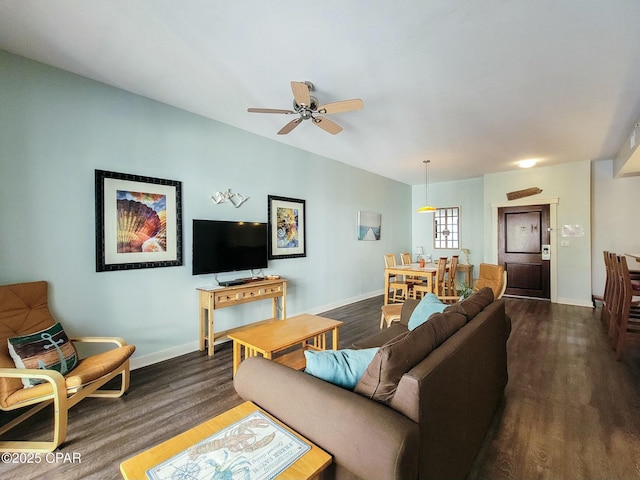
[0,336,131,453]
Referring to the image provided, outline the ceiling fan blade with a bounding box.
[277,117,303,135]
[312,116,343,135]
[247,108,295,114]
[317,98,364,114]
[291,81,311,107]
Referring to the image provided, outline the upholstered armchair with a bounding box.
[0,281,135,452]
[474,263,507,299]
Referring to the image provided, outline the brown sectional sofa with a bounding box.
[234,288,511,480]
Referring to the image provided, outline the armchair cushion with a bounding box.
[8,322,78,388]
[3,344,135,408]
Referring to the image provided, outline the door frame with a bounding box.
[490,197,558,303]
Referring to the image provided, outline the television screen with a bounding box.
[192,220,268,275]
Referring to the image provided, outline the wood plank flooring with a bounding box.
[2,296,640,479]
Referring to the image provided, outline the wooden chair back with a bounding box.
[400,253,412,265]
[446,255,459,295]
[434,257,448,296]
[384,253,398,267]
[600,251,614,327]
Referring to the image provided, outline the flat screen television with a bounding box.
[192,220,268,275]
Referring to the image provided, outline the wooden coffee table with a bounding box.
[120,401,331,480]
[227,313,343,375]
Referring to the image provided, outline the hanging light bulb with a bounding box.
[417,159,436,213]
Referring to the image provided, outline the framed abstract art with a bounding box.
[267,195,306,259]
[95,170,183,271]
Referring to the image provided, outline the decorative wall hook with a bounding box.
[211,189,249,208]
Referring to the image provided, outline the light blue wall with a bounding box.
[412,161,594,306]
[0,51,411,366]
[484,161,592,306]
[591,159,640,295]
[412,177,484,284]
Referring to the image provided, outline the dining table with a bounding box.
[384,263,441,305]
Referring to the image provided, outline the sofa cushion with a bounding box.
[354,311,466,404]
[352,324,408,349]
[304,348,379,390]
[444,287,494,321]
[8,322,78,388]
[399,298,420,327]
[407,293,447,330]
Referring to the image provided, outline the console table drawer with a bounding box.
[214,284,284,307]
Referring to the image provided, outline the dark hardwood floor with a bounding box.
[2,296,640,480]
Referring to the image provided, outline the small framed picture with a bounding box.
[267,195,306,259]
[95,170,183,271]
[357,211,381,241]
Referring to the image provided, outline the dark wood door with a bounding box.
[498,204,550,299]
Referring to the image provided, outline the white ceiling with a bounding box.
[1,0,640,185]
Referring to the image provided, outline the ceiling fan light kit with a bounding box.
[418,159,436,213]
[248,81,363,135]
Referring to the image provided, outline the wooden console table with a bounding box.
[197,278,287,357]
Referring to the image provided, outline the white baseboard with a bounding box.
[556,297,594,308]
[130,289,384,370]
[130,341,200,370]
[304,289,384,315]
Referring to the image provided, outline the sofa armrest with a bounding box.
[235,357,419,480]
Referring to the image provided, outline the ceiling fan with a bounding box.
[247,81,364,135]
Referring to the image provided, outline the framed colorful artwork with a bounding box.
[95,170,183,271]
[267,195,306,259]
[357,211,381,241]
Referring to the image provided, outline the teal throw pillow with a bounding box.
[407,293,447,330]
[8,322,79,388]
[304,348,379,390]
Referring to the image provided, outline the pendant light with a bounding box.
[417,159,436,213]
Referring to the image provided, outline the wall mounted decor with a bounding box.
[357,211,381,240]
[267,195,306,259]
[506,187,543,201]
[211,189,249,207]
[562,224,584,237]
[95,170,183,271]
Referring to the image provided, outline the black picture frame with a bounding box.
[267,195,306,259]
[95,169,183,272]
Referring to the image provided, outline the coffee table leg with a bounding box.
[332,327,339,350]
[232,341,241,376]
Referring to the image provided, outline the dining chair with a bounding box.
[401,252,423,287]
[412,257,448,300]
[384,254,409,303]
[609,255,640,360]
[445,255,459,296]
